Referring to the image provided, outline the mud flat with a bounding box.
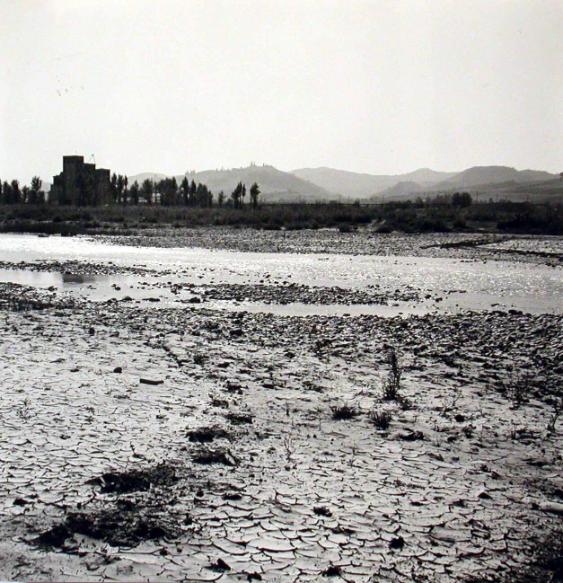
[0,232,562,582]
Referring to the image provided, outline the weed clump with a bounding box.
[504,368,534,408]
[330,404,358,420]
[370,409,392,430]
[547,398,561,434]
[382,348,402,401]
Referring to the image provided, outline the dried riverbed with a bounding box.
[104,228,563,266]
[0,231,562,582]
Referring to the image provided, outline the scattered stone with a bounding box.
[389,536,405,550]
[208,558,231,572]
[322,565,343,577]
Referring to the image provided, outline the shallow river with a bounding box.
[0,233,561,316]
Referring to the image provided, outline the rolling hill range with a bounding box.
[125,164,560,204]
[294,165,560,202]
[434,166,556,190]
[291,167,456,198]
[377,179,563,204]
[129,165,333,202]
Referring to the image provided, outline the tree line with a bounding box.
[129,177,260,209]
[0,174,261,209]
[0,177,45,205]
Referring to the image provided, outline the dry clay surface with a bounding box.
[0,289,562,582]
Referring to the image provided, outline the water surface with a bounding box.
[0,234,560,316]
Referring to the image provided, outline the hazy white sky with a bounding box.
[1,0,561,183]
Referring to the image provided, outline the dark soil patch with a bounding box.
[87,463,178,493]
[187,426,230,443]
[192,448,238,466]
[36,504,183,548]
[225,412,254,425]
[35,524,72,548]
[65,508,180,546]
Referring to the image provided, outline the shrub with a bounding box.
[382,348,402,401]
[331,404,358,420]
[370,409,392,430]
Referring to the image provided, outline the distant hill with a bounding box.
[290,165,558,204]
[460,178,563,203]
[380,181,424,198]
[376,177,563,204]
[127,172,168,184]
[127,164,560,204]
[291,167,456,198]
[435,166,556,190]
[129,165,334,202]
[184,165,334,202]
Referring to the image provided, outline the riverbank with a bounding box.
[1,199,562,238]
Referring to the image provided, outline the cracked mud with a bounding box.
[0,231,561,582]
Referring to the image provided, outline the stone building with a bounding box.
[50,156,112,205]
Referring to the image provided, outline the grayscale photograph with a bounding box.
[0,0,562,581]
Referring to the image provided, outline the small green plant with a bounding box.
[505,368,533,408]
[382,348,402,401]
[283,436,293,463]
[16,398,32,420]
[547,398,561,434]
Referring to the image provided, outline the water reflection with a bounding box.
[62,272,97,284]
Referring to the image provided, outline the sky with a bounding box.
[1,0,562,183]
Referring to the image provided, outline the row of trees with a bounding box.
[0,177,45,205]
[132,177,260,209]
[0,174,261,209]
[132,177,216,207]
[110,175,260,209]
[230,182,260,209]
[411,192,473,208]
